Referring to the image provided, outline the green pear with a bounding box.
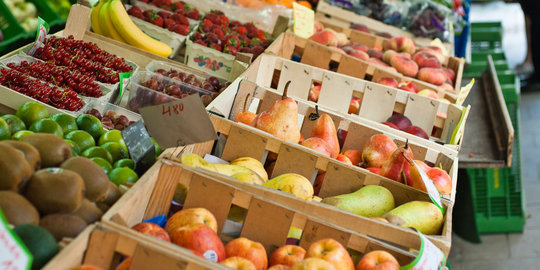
[321,185,395,217]
[383,201,444,235]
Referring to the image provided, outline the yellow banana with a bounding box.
[98,0,127,43]
[90,0,104,35]
[108,0,172,58]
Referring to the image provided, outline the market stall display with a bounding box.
[0,1,508,269]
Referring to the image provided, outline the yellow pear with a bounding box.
[263,173,313,200]
[180,154,255,177]
[383,201,444,235]
[230,157,268,182]
[231,171,265,185]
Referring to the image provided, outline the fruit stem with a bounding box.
[283,81,291,100]
[243,93,251,112]
[405,139,409,149]
[308,105,321,121]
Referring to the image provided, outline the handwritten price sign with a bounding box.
[140,94,217,148]
[0,211,32,270]
[293,2,314,39]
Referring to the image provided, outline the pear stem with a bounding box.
[308,105,321,121]
[243,93,251,112]
[283,81,291,100]
[405,139,409,149]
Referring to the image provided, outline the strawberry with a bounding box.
[238,35,250,46]
[210,43,222,52]
[171,14,189,25]
[173,1,184,11]
[128,6,143,15]
[250,37,261,46]
[161,7,172,12]
[256,29,266,40]
[223,34,240,48]
[214,28,225,40]
[202,18,213,27]
[204,33,220,44]
[157,11,171,20]
[224,45,238,56]
[218,14,229,27]
[143,10,153,20]
[200,24,212,33]
[239,46,251,53]
[170,24,189,36]
[139,0,148,2]
[194,39,207,47]
[186,9,200,20]
[174,7,185,15]
[193,32,203,40]
[234,26,247,35]
[230,20,242,28]
[251,45,264,58]
[164,18,176,29]
[150,14,163,27]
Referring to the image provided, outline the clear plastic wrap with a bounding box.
[403,0,456,42]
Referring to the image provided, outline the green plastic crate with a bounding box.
[498,72,520,106]
[470,21,503,50]
[467,103,524,234]
[463,60,510,77]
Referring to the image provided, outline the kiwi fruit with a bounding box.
[25,168,85,214]
[61,157,110,202]
[0,143,33,191]
[39,213,87,241]
[72,199,103,223]
[1,140,41,170]
[101,181,122,206]
[21,133,72,167]
[0,190,40,225]
[95,202,110,213]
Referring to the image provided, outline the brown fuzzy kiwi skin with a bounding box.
[72,199,103,224]
[101,181,123,206]
[39,213,87,241]
[0,143,33,191]
[24,168,85,215]
[0,140,41,171]
[61,157,110,202]
[21,133,72,168]
[0,191,40,226]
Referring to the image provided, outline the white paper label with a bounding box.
[403,231,446,270]
[412,161,444,214]
[0,211,32,270]
[203,250,218,262]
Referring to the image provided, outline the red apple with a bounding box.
[386,114,412,131]
[337,129,348,150]
[426,167,452,195]
[336,154,353,165]
[165,207,218,234]
[221,256,257,270]
[131,222,171,242]
[313,172,325,196]
[376,77,398,88]
[291,258,336,270]
[225,237,268,270]
[169,224,226,262]
[305,238,354,270]
[348,97,361,115]
[342,149,362,166]
[356,250,399,270]
[404,126,429,139]
[270,245,306,267]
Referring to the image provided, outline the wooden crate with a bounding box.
[242,54,466,150]
[43,223,227,270]
[209,79,459,199]
[265,32,463,101]
[314,0,454,54]
[102,159,422,266]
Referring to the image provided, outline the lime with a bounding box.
[65,130,95,152]
[0,118,10,140]
[98,130,127,149]
[29,118,64,137]
[91,157,113,174]
[50,113,78,135]
[101,141,128,163]
[64,139,81,155]
[113,158,135,170]
[16,101,49,127]
[12,130,34,140]
[13,224,59,270]
[1,114,26,134]
[108,167,139,186]
[82,146,113,164]
[76,114,105,140]
[151,137,163,157]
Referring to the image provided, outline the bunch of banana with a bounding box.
[90,0,172,58]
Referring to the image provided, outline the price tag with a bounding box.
[449,105,471,145]
[0,210,33,270]
[455,79,475,106]
[121,120,155,175]
[411,160,445,214]
[139,94,218,148]
[116,72,132,105]
[27,17,49,56]
[292,2,314,39]
[402,231,446,270]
